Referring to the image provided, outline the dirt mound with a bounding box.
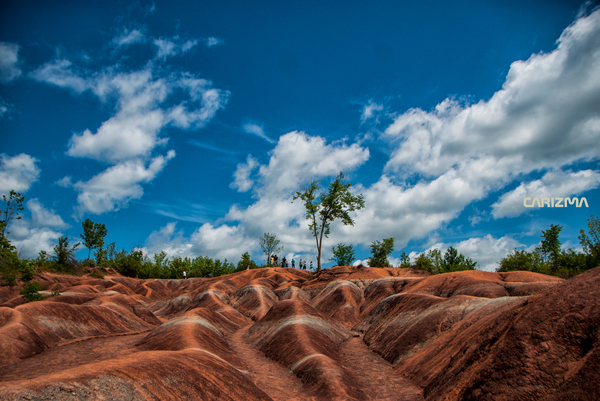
[2,266,596,400]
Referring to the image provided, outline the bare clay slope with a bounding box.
[1,265,596,400]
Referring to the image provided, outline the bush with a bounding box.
[369,238,395,267]
[307,272,313,280]
[20,282,45,302]
[89,270,104,279]
[81,258,96,267]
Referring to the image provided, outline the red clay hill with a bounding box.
[1,265,598,400]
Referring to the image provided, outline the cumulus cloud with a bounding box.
[492,170,600,218]
[385,10,600,180]
[0,153,40,196]
[454,235,522,272]
[0,42,21,83]
[411,235,522,272]
[65,151,175,215]
[7,199,68,259]
[254,131,370,196]
[27,199,69,228]
[243,122,274,143]
[32,64,229,163]
[230,155,259,192]
[32,29,229,215]
[144,222,192,258]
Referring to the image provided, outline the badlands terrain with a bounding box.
[0,265,599,400]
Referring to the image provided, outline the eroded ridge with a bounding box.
[1,265,598,400]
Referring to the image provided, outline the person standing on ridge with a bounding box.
[303,261,307,270]
[310,261,313,271]
[282,256,287,268]
[183,270,186,279]
[292,259,295,268]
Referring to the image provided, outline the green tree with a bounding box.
[259,232,283,266]
[330,243,355,266]
[80,219,107,260]
[579,215,600,266]
[1,190,25,239]
[399,251,411,268]
[369,238,395,267]
[237,251,258,271]
[497,249,543,272]
[293,172,365,271]
[53,236,79,269]
[540,224,562,273]
[442,246,477,272]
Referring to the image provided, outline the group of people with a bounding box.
[270,255,313,271]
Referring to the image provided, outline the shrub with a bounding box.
[89,270,104,279]
[20,282,45,302]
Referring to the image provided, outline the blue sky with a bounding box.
[1,0,599,270]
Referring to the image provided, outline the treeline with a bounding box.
[36,240,255,280]
[497,216,600,278]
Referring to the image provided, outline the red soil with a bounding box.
[0,265,597,400]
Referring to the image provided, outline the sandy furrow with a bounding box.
[227,324,323,401]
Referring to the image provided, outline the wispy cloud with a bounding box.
[189,140,239,155]
[243,122,275,143]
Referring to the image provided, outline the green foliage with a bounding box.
[259,233,283,266]
[540,224,562,272]
[81,258,96,267]
[293,172,365,271]
[399,251,411,268]
[117,250,143,278]
[20,282,45,302]
[579,215,600,266]
[1,190,25,239]
[415,247,476,274]
[237,252,258,272]
[80,219,107,260]
[51,290,61,297]
[53,236,80,270]
[0,190,25,286]
[442,246,478,272]
[498,221,596,278]
[307,272,313,280]
[330,243,355,266]
[369,238,395,267]
[497,249,544,273]
[20,261,36,282]
[89,270,104,279]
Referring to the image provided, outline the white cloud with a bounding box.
[0,42,21,83]
[0,153,40,196]
[66,151,175,215]
[205,37,223,47]
[385,10,600,180]
[254,131,370,196]
[492,169,600,218]
[112,28,146,47]
[454,235,522,272]
[360,99,384,124]
[27,199,69,228]
[6,199,68,259]
[154,36,198,60]
[243,122,274,143]
[230,155,259,192]
[412,235,522,272]
[30,59,90,93]
[9,222,62,259]
[144,222,192,258]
